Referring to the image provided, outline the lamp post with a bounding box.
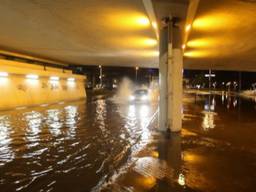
[135,66,139,82]
[99,65,102,88]
[205,69,215,91]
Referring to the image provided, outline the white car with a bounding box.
[129,89,150,103]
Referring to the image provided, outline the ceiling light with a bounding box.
[67,78,75,82]
[26,74,39,80]
[0,72,9,77]
[50,76,59,81]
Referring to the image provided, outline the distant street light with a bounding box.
[205,69,215,90]
[99,65,102,88]
[135,67,139,82]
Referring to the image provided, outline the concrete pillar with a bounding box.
[159,18,183,132]
[158,24,169,132]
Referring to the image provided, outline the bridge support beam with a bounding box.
[159,18,183,132]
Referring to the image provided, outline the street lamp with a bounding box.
[135,66,139,82]
[205,69,215,91]
[99,65,102,88]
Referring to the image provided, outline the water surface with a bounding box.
[0,92,157,192]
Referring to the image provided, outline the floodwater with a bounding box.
[1,91,256,192]
[102,92,256,192]
[182,93,256,191]
[0,92,158,192]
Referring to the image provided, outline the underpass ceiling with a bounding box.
[0,0,158,67]
[184,0,256,71]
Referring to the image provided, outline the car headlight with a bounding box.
[141,95,149,101]
[129,95,135,101]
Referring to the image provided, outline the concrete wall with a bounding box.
[0,59,86,110]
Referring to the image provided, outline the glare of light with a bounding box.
[99,65,102,68]
[114,37,158,48]
[67,78,76,87]
[0,72,9,85]
[0,115,14,165]
[193,14,231,31]
[50,76,59,81]
[135,66,139,70]
[140,176,156,189]
[151,151,159,158]
[0,72,9,77]
[185,24,191,32]
[142,50,159,57]
[108,13,150,30]
[202,111,216,130]
[26,74,39,80]
[187,38,215,48]
[141,95,149,101]
[67,78,75,82]
[184,50,209,58]
[178,173,186,186]
[182,44,186,49]
[205,74,216,77]
[152,22,157,30]
[143,38,157,46]
[47,109,62,136]
[64,105,78,137]
[136,17,150,26]
[140,105,149,118]
[129,95,135,101]
[24,111,42,148]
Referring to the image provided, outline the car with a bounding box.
[129,89,150,102]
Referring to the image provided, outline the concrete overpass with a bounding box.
[0,0,255,131]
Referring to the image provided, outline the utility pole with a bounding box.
[99,65,102,88]
[135,66,139,82]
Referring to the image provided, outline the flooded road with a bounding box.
[0,92,158,192]
[103,92,256,192]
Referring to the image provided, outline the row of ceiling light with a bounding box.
[0,72,75,82]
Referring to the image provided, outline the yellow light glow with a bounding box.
[50,76,59,81]
[182,44,186,49]
[137,17,150,26]
[187,39,211,48]
[187,37,232,49]
[151,151,159,158]
[185,24,191,32]
[138,176,156,189]
[26,74,39,80]
[141,50,159,57]
[113,37,158,48]
[67,78,76,87]
[0,72,8,85]
[193,14,231,31]
[143,38,157,46]
[183,152,203,163]
[108,12,150,30]
[178,173,186,186]
[0,72,9,77]
[152,22,157,30]
[184,50,209,58]
[67,78,75,82]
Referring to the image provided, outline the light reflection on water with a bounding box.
[0,115,14,166]
[0,97,157,191]
[187,92,256,133]
[202,95,217,131]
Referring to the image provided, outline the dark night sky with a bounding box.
[70,65,255,90]
[184,70,256,90]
